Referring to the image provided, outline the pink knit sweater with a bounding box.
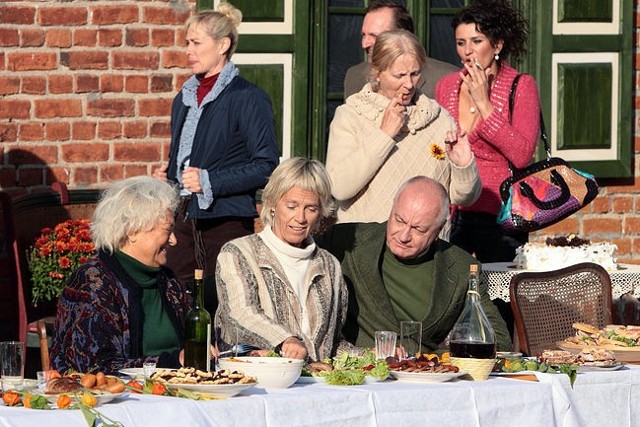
[435,64,540,215]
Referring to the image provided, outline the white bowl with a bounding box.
[218,356,303,388]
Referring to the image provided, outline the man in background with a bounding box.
[343,0,458,99]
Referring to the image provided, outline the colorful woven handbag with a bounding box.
[496,75,599,234]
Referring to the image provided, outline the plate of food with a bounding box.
[33,389,130,406]
[164,382,255,397]
[578,363,625,372]
[389,370,467,383]
[151,367,257,397]
[297,351,389,386]
[119,367,175,378]
[557,323,640,363]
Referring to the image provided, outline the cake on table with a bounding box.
[513,235,618,271]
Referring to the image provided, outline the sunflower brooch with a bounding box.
[429,142,445,160]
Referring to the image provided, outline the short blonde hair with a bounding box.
[186,2,242,60]
[91,176,179,253]
[260,158,335,229]
[371,29,427,83]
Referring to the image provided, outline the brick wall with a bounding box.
[0,0,639,262]
[0,0,195,196]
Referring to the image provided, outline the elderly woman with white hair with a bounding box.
[215,157,351,361]
[51,176,191,375]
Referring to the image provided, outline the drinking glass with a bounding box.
[1,341,24,391]
[400,321,423,360]
[374,331,397,360]
[36,370,49,391]
[143,361,156,378]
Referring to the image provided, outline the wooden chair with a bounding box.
[0,183,101,372]
[509,262,613,356]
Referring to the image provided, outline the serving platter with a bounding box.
[33,389,130,406]
[119,367,175,378]
[578,363,625,372]
[389,370,467,383]
[164,381,256,398]
[556,341,640,363]
[296,374,387,385]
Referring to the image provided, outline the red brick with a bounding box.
[151,29,174,46]
[611,237,632,256]
[20,28,45,47]
[175,73,191,90]
[151,74,173,92]
[17,168,45,187]
[45,122,71,141]
[113,51,159,70]
[0,123,18,142]
[76,74,99,93]
[39,7,87,26]
[101,74,124,93]
[0,100,30,119]
[73,167,98,186]
[624,217,640,234]
[100,165,124,182]
[162,50,187,68]
[114,142,160,162]
[91,5,138,25]
[632,238,640,256]
[71,122,96,140]
[590,196,610,213]
[0,52,4,71]
[605,176,640,193]
[19,123,45,141]
[176,28,186,46]
[0,29,19,46]
[0,6,36,25]
[48,74,73,94]
[0,77,20,95]
[62,143,109,162]
[8,52,57,71]
[124,165,148,178]
[98,29,123,47]
[34,99,82,118]
[138,98,172,117]
[9,145,58,165]
[98,121,122,139]
[73,29,97,47]
[45,29,72,48]
[21,76,46,94]
[125,28,149,47]
[150,121,170,138]
[87,98,135,117]
[47,167,71,186]
[123,121,147,139]
[142,6,191,25]
[583,217,622,234]
[60,51,108,70]
[612,196,633,213]
[535,216,580,236]
[125,75,148,93]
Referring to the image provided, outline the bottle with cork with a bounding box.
[183,269,211,371]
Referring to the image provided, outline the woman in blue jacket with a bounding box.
[153,3,279,314]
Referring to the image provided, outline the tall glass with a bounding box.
[399,321,422,359]
[1,341,24,391]
[375,331,397,360]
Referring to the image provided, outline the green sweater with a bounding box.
[317,222,512,352]
[114,251,181,356]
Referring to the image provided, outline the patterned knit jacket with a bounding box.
[326,83,481,225]
[215,233,351,361]
[435,64,541,215]
[51,251,190,375]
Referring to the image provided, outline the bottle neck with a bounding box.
[466,272,480,300]
[193,278,204,310]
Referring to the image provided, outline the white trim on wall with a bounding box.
[214,0,293,35]
[552,0,620,35]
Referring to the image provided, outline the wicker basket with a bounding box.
[450,357,497,381]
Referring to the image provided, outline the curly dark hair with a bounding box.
[451,0,528,62]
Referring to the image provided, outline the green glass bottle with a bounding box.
[184,269,211,371]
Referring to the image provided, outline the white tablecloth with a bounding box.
[482,262,640,301]
[2,366,640,427]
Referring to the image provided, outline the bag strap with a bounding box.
[507,74,550,173]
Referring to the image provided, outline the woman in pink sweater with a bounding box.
[435,0,540,263]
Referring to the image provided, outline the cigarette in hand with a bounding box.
[474,58,482,68]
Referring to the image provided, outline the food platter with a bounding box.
[578,363,625,372]
[163,382,256,398]
[33,390,130,406]
[296,375,387,385]
[556,341,640,363]
[119,367,174,378]
[389,370,467,383]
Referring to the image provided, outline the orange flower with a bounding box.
[58,256,71,269]
[57,394,72,409]
[3,391,21,406]
[80,392,97,408]
[429,142,445,160]
[23,393,32,408]
[152,382,167,395]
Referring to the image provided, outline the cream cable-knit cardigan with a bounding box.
[326,84,481,226]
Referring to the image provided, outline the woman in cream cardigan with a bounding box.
[326,30,481,233]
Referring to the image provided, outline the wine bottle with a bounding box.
[184,269,212,371]
[449,264,496,359]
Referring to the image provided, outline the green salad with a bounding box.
[306,350,389,386]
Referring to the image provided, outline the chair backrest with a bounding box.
[510,262,613,356]
[0,183,102,343]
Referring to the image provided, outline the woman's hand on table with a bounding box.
[445,129,473,167]
[279,336,308,359]
[152,163,168,182]
[380,94,407,138]
[182,166,203,194]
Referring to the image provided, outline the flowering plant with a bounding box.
[27,219,95,304]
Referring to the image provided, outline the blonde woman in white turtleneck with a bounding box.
[214,158,353,361]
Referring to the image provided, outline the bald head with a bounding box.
[386,176,450,259]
